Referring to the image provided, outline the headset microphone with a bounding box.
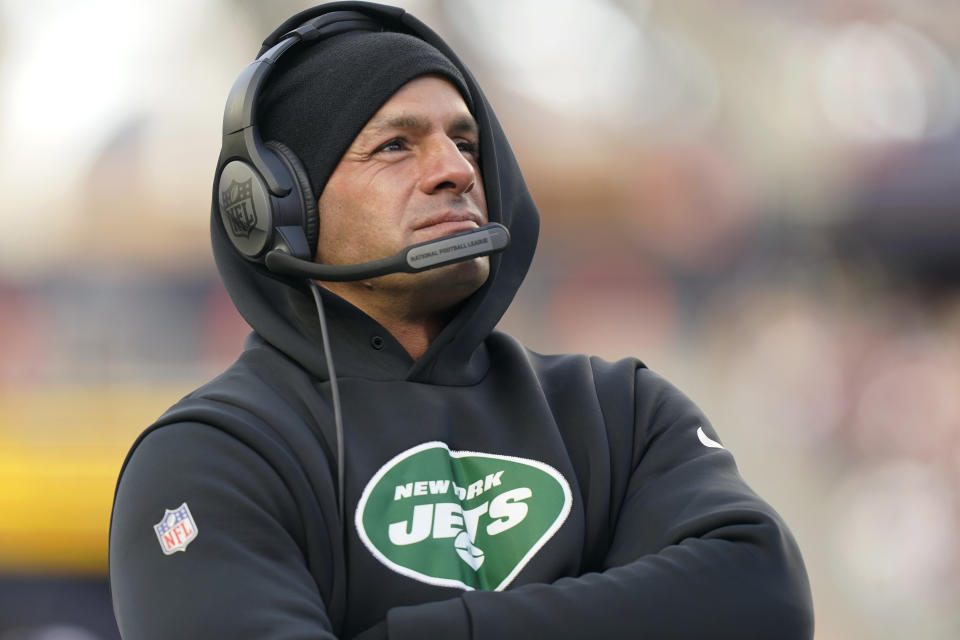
[264,222,509,281]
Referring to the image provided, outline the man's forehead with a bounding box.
[358,76,476,134]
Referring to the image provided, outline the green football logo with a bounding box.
[355,442,572,591]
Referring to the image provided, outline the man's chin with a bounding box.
[417,255,490,298]
[320,256,489,318]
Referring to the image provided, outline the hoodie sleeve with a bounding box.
[377,368,814,639]
[109,422,336,640]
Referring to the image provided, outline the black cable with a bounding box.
[309,282,345,521]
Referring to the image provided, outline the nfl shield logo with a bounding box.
[154,502,199,555]
[220,178,257,239]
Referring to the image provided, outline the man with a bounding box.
[110,3,814,639]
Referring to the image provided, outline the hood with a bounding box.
[211,1,540,385]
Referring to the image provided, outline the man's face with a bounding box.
[315,75,490,305]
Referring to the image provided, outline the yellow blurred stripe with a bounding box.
[0,385,191,574]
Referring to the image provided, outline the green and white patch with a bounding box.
[355,441,572,591]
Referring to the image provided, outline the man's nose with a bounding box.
[419,136,477,196]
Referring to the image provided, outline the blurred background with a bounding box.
[1,0,958,638]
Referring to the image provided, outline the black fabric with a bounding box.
[111,344,814,639]
[259,30,472,198]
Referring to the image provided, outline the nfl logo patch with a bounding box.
[154,502,199,555]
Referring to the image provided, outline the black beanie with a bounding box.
[258,30,473,198]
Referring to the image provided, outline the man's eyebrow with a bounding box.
[448,114,479,136]
[363,113,479,137]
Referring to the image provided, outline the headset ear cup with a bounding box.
[264,140,319,257]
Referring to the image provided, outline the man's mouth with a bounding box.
[414,213,483,235]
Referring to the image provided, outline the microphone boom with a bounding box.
[264,223,510,281]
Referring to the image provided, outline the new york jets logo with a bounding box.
[355,442,572,591]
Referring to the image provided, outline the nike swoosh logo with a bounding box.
[697,426,724,449]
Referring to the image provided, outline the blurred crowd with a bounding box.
[2,1,959,638]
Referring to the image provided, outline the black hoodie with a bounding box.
[109,3,814,638]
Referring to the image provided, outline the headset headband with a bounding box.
[221,11,381,197]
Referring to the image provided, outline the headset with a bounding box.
[214,9,509,282]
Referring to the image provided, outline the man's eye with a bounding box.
[457,141,479,158]
[376,138,406,153]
